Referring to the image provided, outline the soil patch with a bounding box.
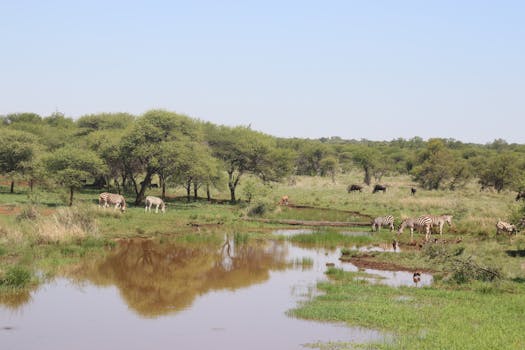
[341,256,433,273]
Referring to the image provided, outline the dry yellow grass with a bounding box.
[269,173,519,235]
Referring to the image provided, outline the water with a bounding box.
[0,238,426,349]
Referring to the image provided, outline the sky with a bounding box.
[1,1,524,144]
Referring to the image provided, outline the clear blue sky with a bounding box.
[1,1,524,144]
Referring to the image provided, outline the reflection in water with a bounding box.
[0,238,415,349]
[65,238,289,317]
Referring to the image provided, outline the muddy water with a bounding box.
[0,238,392,350]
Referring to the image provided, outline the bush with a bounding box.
[16,206,39,222]
[247,201,272,217]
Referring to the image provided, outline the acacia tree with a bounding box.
[352,148,379,186]
[412,139,454,190]
[43,147,105,205]
[120,110,199,205]
[479,153,521,192]
[0,129,37,193]
[207,126,294,203]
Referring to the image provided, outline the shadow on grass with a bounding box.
[511,277,525,284]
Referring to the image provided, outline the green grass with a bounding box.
[291,269,525,349]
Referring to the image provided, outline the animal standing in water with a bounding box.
[413,271,421,287]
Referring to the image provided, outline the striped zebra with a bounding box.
[429,214,453,236]
[371,215,395,232]
[145,195,166,213]
[98,192,127,212]
[496,220,517,236]
[397,216,433,242]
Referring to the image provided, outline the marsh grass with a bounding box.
[0,265,32,289]
[291,269,525,349]
[289,230,382,249]
[292,256,314,267]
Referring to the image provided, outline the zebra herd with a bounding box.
[371,214,454,242]
[98,192,166,213]
[373,213,522,241]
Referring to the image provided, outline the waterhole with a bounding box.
[0,238,424,349]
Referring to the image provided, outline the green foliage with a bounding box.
[479,153,522,192]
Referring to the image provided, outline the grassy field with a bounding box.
[1,173,525,348]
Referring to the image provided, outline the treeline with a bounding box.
[1,110,524,205]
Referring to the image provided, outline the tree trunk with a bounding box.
[186,182,191,202]
[135,172,152,205]
[29,179,34,192]
[10,180,14,193]
[228,169,241,203]
[206,184,211,202]
[229,184,236,203]
[363,167,371,186]
[69,187,74,206]
[193,183,198,200]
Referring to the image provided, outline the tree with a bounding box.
[207,125,293,203]
[120,110,199,205]
[0,129,37,193]
[412,139,454,190]
[479,153,521,192]
[43,147,105,206]
[352,148,379,185]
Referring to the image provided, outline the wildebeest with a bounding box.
[411,187,417,196]
[372,184,387,193]
[278,195,289,206]
[347,184,363,193]
[516,191,525,201]
[140,181,159,189]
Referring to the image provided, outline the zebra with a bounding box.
[371,215,395,232]
[429,215,453,236]
[397,216,433,242]
[99,192,127,212]
[145,195,166,213]
[496,220,517,236]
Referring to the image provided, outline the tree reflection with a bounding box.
[64,237,290,317]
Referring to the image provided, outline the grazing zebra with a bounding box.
[145,195,166,213]
[347,184,363,193]
[371,215,395,232]
[496,220,517,236]
[397,216,433,242]
[429,215,453,236]
[372,184,387,193]
[411,187,417,196]
[98,192,127,212]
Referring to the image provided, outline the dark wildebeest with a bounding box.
[411,187,417,196]
[516,191,525,201]
[347,184,363,193]
[372,184,387,193]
